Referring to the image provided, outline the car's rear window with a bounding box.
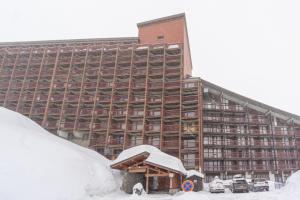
[236,180,247,184]
[254,179,266,183]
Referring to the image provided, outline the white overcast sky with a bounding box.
[1,0,300,115]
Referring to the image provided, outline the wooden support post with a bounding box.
[88,44,104,146]
[57,47,75,132]
[141,47,150,143]
[146,168,149,194]
[16,47,33,112]
[159,46,166,149]
[29,48,47,117]
[42,47,61,126]
[123,45,134,150]
[3,48,21,107]
[169,172,174,190]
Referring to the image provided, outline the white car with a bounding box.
[209,177,225,193]
[249,178,269,192]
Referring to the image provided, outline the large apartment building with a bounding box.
[0,13,299,182]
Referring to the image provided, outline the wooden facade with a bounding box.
[0,13,299,183]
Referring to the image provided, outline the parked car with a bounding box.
[222,179,233,189]
[209,176,225,193]
[249,178,269,192]
[230,174,249,193]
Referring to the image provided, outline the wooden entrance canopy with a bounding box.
[111,151,184,193]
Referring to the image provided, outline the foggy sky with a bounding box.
[1,0,299,115]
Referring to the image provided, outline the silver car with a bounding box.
[209,177,225,193]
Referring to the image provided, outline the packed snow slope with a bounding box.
[0,107,118,200]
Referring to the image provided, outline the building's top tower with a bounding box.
[137,13,193,77]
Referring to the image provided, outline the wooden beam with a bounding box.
[148,167,167,174]
[128,167,147,173]
[145,173,169,177]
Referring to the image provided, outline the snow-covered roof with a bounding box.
[186,170,204,178]
[111,145,187,175]
[111,145,204,178]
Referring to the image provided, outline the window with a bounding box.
[148,123,160,131]
[131,122,143,130]
[263,138,269,146]
[130,136,142,146]
[204,148,222,158]
[100,120,107,128]
[258,115,265,123]
[204,137,209,145]
[150,110,161,116]
[281,127,288,135]
[183,122,197,133]
[184,111,196,117]
[238,137,246,145]
[134,96,144,101]
[183,139,196,148]
[204,161,221,171]
[184,82,195,88]
[224,125,230,133]
[133,109,144,116]
[147,137,160,147]
[114,136,123,145]
[222,98,229,110]
[183,154,196,168]
[237,125,245,134]
[259,126,267,134]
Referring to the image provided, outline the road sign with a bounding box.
[182,180,194,192]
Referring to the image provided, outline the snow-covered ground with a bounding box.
[96,171,300,200]
[0,107,299,200]
[0,107,119,200]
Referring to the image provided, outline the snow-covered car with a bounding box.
[209,177,225,193]
[222,179,233,189]
[230,174,249,193]
[249,178,269,192]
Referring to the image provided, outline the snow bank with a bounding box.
[0,107,117,200]
[279,170,300,200]
[112,145,186,174]
[173,192,210,200]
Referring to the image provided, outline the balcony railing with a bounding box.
[60,122,75,130]
[63,108,77,115]
[77,122,91,130]
[204,104,244,112]
[225,152,251,159]
[163,124,180,132]
[163,140,179,149]
[182,95,198,102]
[80,108,93,116]
[47,108,61,115]
[165,81,180,88]
[92,123,107,130]
[164,109,180,116]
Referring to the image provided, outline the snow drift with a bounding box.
[0,107,117,200]
[279,170,300,200]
